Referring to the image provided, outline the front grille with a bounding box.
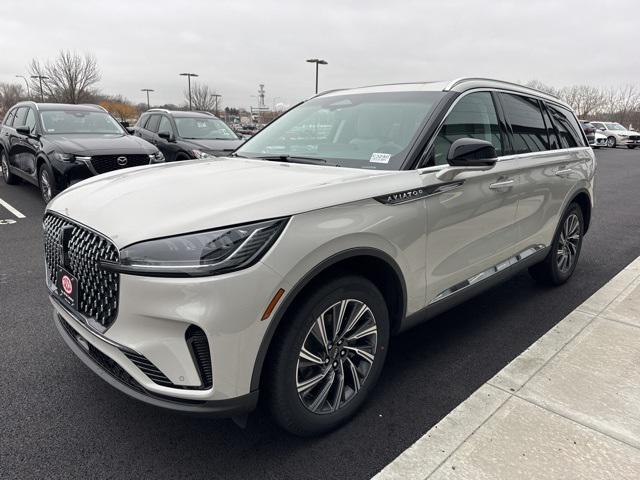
[44,213,120,330]
[90,154,150,174]
[122,351,176,388]
[629,135,640,141]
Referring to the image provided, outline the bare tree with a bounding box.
[185,83,218,111]
[28,50,101,103]
[0,83,25,116]
[558,85,605,117]
[525,80,560,97]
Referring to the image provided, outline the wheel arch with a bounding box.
[250,247,407,392]
[569,189,592,233]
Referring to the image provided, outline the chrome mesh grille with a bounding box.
[44,213,120,329]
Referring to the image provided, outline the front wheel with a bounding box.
[38,163,58,203]
[1,151,19,185]
[529,203,584,285]
[266,275,390,436]
[607,136,616,148]
[628,145,636,149]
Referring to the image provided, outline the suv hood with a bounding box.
[47,158,415,247]
[47,134,156,155]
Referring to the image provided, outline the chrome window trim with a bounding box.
[417,88,589,169]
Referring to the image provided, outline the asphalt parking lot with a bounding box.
[1,147,639,480]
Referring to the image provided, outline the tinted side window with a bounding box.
[547,105,582,148]
[137,113,149,128]
[158,115,172,134]
[4,108,17,126]
[145,114,160,132]
[431,92,503,166]
[13,107,28,127]
[500,93,548,153]
[24,108,36,132]
[541,106,559,150]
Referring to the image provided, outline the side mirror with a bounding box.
[15,125,33,137]
[126,127,135,135]
[158,131,175,142]
[447,138,497,167]
[435,138,497,181]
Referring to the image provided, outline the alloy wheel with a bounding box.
[296,299,378,414]
[1,154,8,181]
[557,213,580,273]
[607,136,616,148]
[40,169,52,203]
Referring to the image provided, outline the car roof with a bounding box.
[12,101,108,112]
[145,109,218,119]
[317,77,571,109]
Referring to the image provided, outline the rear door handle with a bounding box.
[489,179,515,190]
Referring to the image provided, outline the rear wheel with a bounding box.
[1,150,19,185]
[266,275,390,436]
[38,163,58,203]
[529,203,584,286]
[607,136,616,148]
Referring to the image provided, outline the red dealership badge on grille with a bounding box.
[62,275,73,295]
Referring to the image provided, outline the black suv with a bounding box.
[0,102,164,202]
[133,109,243,161]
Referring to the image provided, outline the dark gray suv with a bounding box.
[133,109,243,161]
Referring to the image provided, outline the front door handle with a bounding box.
[555,168,573,177]
[489,179,515,190]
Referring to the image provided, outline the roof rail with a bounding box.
[444,77,561,100]
[146,108,171,114]
[194,110,215,116]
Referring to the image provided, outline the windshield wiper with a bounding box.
[254,154,327,165]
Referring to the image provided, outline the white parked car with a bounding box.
[590,121,640,149]
[44,78,596,435]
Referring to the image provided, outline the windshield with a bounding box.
[40,110,125,135]
[605,123,626,130]
[174,117,238,140]
[235,91,445,170]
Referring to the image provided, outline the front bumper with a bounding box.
[54,309,258,415]
[50,259,286,413]
[621,138,640,146]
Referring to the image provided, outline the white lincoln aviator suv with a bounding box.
[45,78,595,435]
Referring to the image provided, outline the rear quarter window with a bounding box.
[547,104,585,148]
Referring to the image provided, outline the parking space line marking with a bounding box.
[0,198,26,218]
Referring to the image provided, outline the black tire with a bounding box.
[529,203,584,286]
[266,275,390,436]
[38,163,58,203]
[175,153,190,161]
[607,136,616,148]
[628,145,636,149]
[1,150,19,185]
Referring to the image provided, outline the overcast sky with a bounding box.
[1,0,638,109]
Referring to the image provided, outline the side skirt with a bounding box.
[399,245,550,333]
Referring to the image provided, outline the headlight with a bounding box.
[53,152,74,161]
[102,218,288,277]
[149,151,165,163]
[191,149,211,159]
[620,134,629,138]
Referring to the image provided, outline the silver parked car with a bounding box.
[44,78,595,435]
[590,121,640,149]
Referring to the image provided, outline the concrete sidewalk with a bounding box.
[375,256,640,480]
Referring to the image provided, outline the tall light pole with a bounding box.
[306,58,327,94]
[179,72,198,110]
[212,94,222,116]
[15,75,30,98]
[30,75,49,102]
[141,88,154,109]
